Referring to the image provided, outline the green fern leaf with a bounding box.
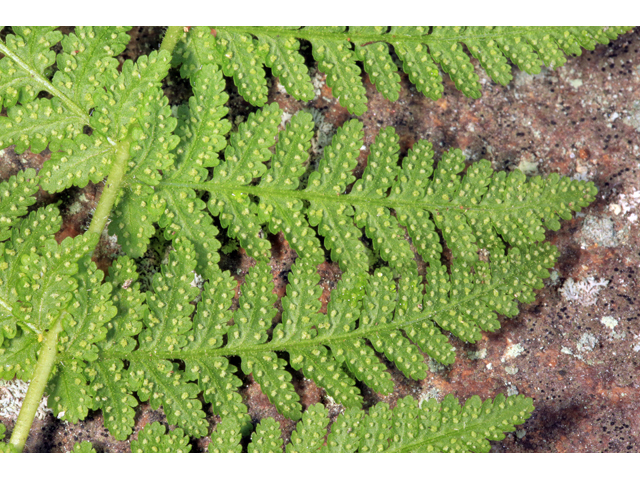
[258,32,315,102]
[229,261,302,420]
[0,189,59,346]
[308,27,369,116]
[89,257,143,440]
[40,134,115,193]
[154,106,594,276]
[15,233,97,332]
[58,259,116,362]
[207,102,280,259]
[286,403,330,452]
[0,27,121,154]
[0,216,555,438]
[390,26,444,100]
[47,361,94,423]
[154,64,230,276]
[110,187,166,258]
[91,50,171,141]
[183,268,250,429]
[131,422,192,453]
[0,327,40,381]
[127,237,208,437]
[322,408,364,452]
[0,168,39,241]
[0,27,62,109]
[176,26,630,114]
[176,26,222,79]
[352,26,402,102]
[238,394,533,452]
[109,88,178,257]
[256,110,324,266]
[0,97,84,154]
[62,236,553,431]
[52,27,130,112]
[71,441,97,453]
[247,417,283,453]
[209,417,243,453]
[0,422,15,452]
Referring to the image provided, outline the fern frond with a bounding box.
[71,441,97,453]
[153,103,595,275]
[0,422,13,452]
[0,27,131,154]
[52,27,130,112]
[154,64,230,277]
[0,27,62,109]
[0,169,554,439]
[108,88,179,257]
[0,168,39,241]
[29,231,554,438]
[89,256,144,440]
[130,422,192,453]
[175,26,631,114]
[214,394,533,452]
[0,27,177,204]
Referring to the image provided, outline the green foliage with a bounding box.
[126,89,595,276]
[71,441,97,453]
[176,26,631,114]
[216,394,533,452]
[0,171,559,438]
[131,422,192,453]
[0,26,615,452]
[0,422,14,452]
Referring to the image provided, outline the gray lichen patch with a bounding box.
[418,386,442,407]
[600,316,619,330]
[0,379,52,421]
[505,366,519,375]
[576,333,598,353]
[579,215,618,248]
[623,100,640,132]
[467,348,487,360]
[501,343,525,362]
[427,357,448,374]
[560,277,609,306]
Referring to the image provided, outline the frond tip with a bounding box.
[149,100,597,276]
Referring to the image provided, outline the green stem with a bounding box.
[160,26,184,55]
[87,27,183,237]
[87,138,131,236]
[9,319,63,452]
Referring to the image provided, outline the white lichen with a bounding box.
[579,216,618,248]
[190,272,204,289]
[309,68,326,100]
[559,277,609,306]
[418,387,442,408]
[501,343,525,362]
[609,189,640,224]
[467,348,487,360]
[280,111,292,128]
[600,316,618,330]
[576,333,598,353]
[0,379,52,420]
